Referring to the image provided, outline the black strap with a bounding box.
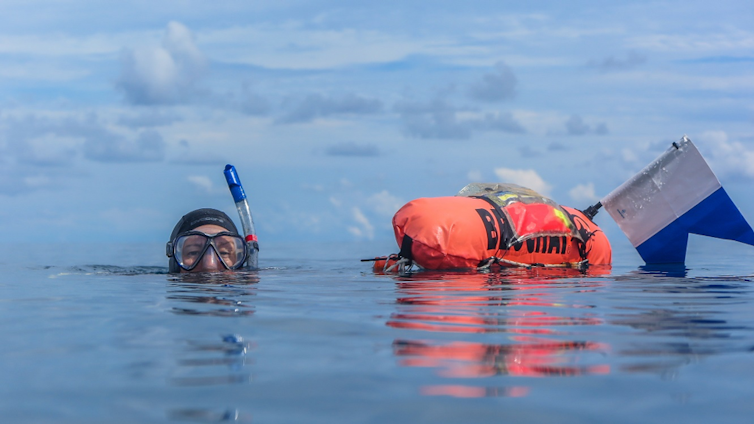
[398,235,414,260]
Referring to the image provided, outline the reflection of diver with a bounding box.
[387,269,610,388]
[167,333,254,422]
[165,274,258,422]
[168,271,259,317]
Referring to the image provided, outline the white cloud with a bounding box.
[0,31,145,57]
[493,167,552,195]
[563,115,608,136]
[588,51,647,72]
[348,207,374,239]
[23,175,51,188]
[116,21,207,105]
[201,24,438,69]
[187,175,214,194]
[2,113,165,164]
[162,21,206,71]
[568,182,600,203]
[621,148,638,163]
[395,98,525,140]
[698,131,754,179]
[301,183,324,192]
[83,129,165,163]
[329,196,342,208]
[347,226,362,237]
[366,190,404,217]
[467,170,483,181]
[467,61,517,102]
[277,93,383,124]
[629,30,754,53]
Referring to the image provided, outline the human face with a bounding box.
[176,224,245,273]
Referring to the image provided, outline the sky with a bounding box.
[1,1,753,254]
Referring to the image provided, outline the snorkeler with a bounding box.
[166,208,249,273]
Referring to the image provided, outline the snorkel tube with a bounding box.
[224,164,259,269]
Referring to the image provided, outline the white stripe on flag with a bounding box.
[601,137,720,247]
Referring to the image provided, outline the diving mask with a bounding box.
[167,231,248,271]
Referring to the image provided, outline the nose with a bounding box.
[193,246,225,272]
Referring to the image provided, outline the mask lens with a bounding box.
[213,235,247,269]
[175,234,211,270]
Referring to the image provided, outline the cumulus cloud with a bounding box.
[116,21,207,105]
[593,122,609,135]
[519,145,542,158]
[0,113,168,194]
[558,115,609,136]
[187,175,214,194]
[236,86,271,116]
[480,112,526,133]
[565,115,591,135]
[395,98,471,140]
[301,183,324,192]
[621,148,639,163]
[83,129,165,162]
[277,93,383,124]
[2,113,166,164]
[366,190,404,217]
[0,166,67,195]
[493,167,552,195]
[329,196,342,208]
[468,61,517,102]
[325,141,379,157]
[116,111,183,128]
[698,131,754,179]
[467,170,483,181]
[3,115,78,166]
[589,51,647,72]
[395,99,525,140]
[347,207,374,239]
[169,139,224,165]
[568,182,600,203]
[548,142,569,151]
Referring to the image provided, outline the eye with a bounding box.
[215,238,240,256]
[185,249,202,258]
[178,237,207,261]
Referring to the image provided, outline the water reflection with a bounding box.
[387,267,612,398]
[169,334,253,387]
[610,269,753,375]
[167,271,259,317]
[166,272,259,422]
[168,408,246,422]
[637,264,688,278]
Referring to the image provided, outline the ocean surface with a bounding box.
[1,237,754,423]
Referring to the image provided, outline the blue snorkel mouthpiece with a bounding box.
[224,165,247,203]
[224,164,259,269]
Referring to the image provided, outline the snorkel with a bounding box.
[224,164,259,269]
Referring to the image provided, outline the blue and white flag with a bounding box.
[601,136,754,264]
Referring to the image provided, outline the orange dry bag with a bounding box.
[388,183,610,270]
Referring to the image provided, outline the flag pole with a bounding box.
[581,202,602,220]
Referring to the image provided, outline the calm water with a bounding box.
[1,238,754,423]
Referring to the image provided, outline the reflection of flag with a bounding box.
[602,136,754,264]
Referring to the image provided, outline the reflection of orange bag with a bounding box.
[388,186,611,270]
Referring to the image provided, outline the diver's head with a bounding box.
[166,208,246,273]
